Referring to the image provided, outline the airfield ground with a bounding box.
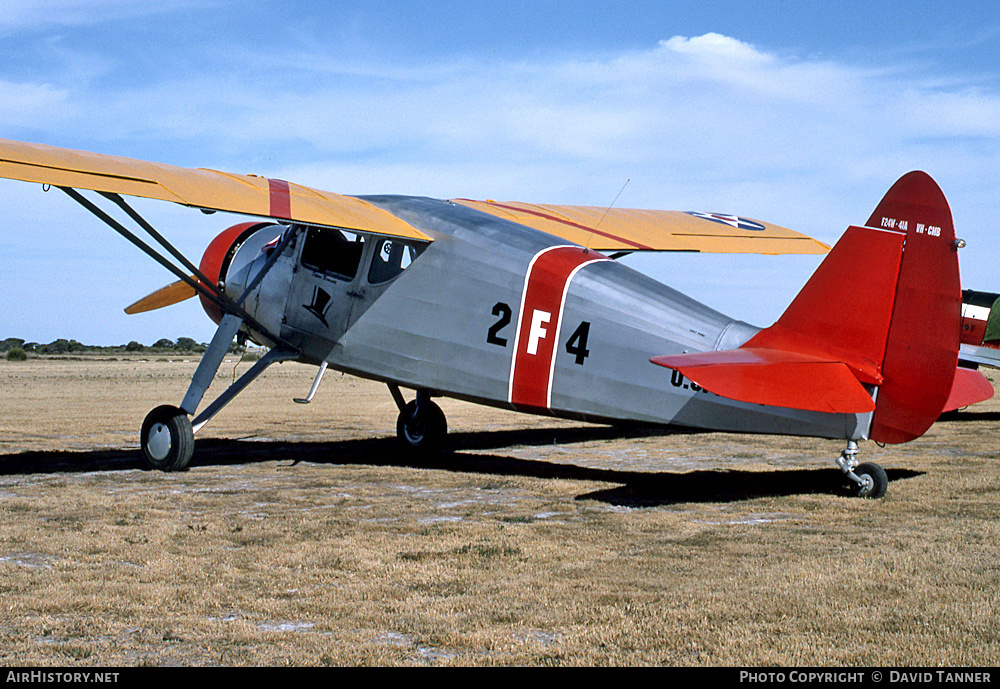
[0,355,998,666]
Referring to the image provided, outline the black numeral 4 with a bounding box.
[565,321,591,365]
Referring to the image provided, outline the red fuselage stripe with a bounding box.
[268,178,292,219]
[508,246,608,408]
[470,200,653,250]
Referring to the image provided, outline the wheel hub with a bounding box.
[146,422,171,461]
[857,473,875,496]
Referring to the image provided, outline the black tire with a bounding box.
[141,405,195,471]
[851,462,888,499]
[396,399,447,453]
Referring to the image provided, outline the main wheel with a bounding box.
[850,462,888,499]
[396,399,447,453]
[141,405,195,471]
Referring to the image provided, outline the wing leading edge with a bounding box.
[0,138,430,242]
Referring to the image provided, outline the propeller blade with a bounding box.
[124,277,198,314]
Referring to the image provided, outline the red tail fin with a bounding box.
[865,172,962,442]
[743,223,903,387]
[652,172,967,442]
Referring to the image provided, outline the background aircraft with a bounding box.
[960,289,1000,370]
[0,138,991,499]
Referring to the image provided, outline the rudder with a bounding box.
[865,172,962,443]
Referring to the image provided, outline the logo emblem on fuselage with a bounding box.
[304,286,331,327]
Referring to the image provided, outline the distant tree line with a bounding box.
[2,337,214,355]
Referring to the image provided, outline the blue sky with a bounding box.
[1,0,999,345]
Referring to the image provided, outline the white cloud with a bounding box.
[662,33,769,59]
[11,30,997,193]
[0,79,70,127]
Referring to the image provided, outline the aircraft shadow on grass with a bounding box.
[937,409,1000,422]
[0,425,922,506]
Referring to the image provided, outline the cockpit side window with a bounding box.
[368,238,423,285]
[300,227,365,280]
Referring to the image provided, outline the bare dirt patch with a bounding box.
[1,356,999,666]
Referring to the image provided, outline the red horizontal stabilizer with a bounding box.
[650,348,876,414]
[942,367,995,412]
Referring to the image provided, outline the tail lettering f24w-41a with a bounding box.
[652,171,993,444]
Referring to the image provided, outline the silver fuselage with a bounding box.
[226,196,865,441]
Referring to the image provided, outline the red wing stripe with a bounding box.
[471,200,654,250]
[268,178,292,220]
[508,246,609,408]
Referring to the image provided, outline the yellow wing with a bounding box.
[452,199,829,254]
[0,138,826,254]
[0,138,430,242]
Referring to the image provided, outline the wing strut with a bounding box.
[101,190,215,290]
[58,186,292,348]
[60,187,221,310]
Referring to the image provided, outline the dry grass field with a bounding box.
[1,355,998,666]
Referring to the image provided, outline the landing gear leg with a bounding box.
[390,385,447,452]
[139,312,299,470]
[836,440,888,498]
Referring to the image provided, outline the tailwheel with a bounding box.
[849,462,888,499]
[835,441,888,498]
[396,398,447,453]
[141,404,195,471]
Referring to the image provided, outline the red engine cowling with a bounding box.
[198,221,276,325]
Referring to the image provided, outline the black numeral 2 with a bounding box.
[487,302,512,346]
